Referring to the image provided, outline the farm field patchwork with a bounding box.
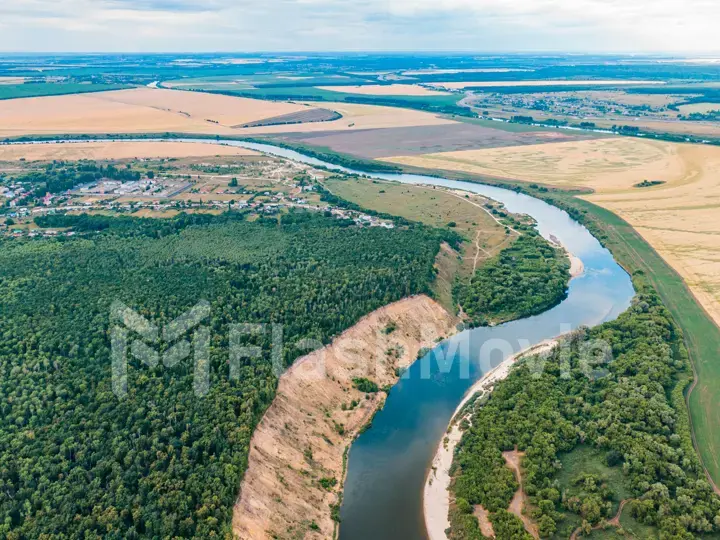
[315,84,450,96]
[89,88,314,128]
[0,82,132,100]
[277,122,597,158]
[382,139,720,328]
[428,79,665,89]
[0,89,455,138]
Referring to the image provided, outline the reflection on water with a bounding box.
[18,137,635,540]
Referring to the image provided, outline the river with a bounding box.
[11,137,636,539]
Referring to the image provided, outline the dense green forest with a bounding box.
[0,210,450,538]
[455,232,570,326]
[449,277,720,539]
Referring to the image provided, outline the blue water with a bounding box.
[12,137,636,539]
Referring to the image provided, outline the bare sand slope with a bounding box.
[0,141,259,161]
[233,295,457,540]
[384,139,720,329]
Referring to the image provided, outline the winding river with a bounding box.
[12,138,636,539]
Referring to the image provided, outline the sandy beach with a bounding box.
[423,248,583,540]
[569,252,585,278]
[423,338,560,540]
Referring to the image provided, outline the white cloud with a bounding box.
[0,0,717,52]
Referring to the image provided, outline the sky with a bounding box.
[0,0,719,53]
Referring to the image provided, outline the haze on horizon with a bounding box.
[0,0,718,54]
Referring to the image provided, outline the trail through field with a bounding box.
[447,190,521,235]
[503,449,539,539]
[569,499,632,539]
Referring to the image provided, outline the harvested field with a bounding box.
[429,80,665,90]
[0,90,453,138]
[678,102,720,114]
[87,88,313,127]
[238,107,341,128]
[382,137,672,189]
[238,101,455,135]
[233,295,456,540]
[0,89,235,136]
[0,141,259,161]
[316,84,450,96]
[382,139,720,326]
[0,77,26,85]
[279,123,597,158]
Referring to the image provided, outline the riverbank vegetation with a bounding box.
[529,188,720,491]
[0,209,450,538]
[322,176,510,311]
[322,174,570,325]
[385,162,720,490]
[448,278,720,539]
[454,232,570,326]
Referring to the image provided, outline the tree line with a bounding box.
[449,276,720,539]
[0,209,448,538]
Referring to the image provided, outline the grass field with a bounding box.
[324,176,510,310]
[556,446,631,508]
[316,84,450,96]
[545,445,635,537]
[0,82,132,100]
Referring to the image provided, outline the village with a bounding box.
[0,152,395,237]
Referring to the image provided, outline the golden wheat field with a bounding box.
[0,141,259,161]
[0,88,454,138]
[385,138,720,327]
[238,101,455,134]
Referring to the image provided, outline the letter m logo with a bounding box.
[110,300,211,398]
